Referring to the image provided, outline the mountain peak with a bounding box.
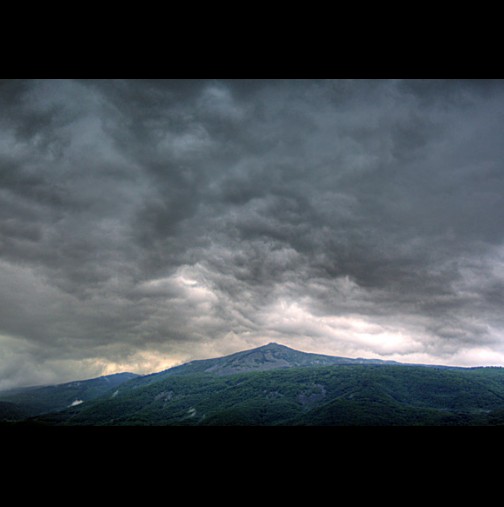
[151,342,402,380]
[163,341,368,377]
[259,342,289,350]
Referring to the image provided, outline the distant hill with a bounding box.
[0,372,139,419]
[19,343,504,426]
[167,342,401,374]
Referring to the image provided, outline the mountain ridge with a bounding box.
[0,342,403,420]
[152,341,402,378]
[30,359,504,426]
[3,343,502,426]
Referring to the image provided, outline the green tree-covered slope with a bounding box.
[33,364,504,426]
[0,372,139,418]
[7,343,504,426]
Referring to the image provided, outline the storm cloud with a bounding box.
[1,78,504,389]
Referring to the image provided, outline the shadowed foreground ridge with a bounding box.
[2,343,504,426]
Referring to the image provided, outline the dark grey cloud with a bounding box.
[1,79,504,389]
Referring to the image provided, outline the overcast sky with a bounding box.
[1,79,504,389]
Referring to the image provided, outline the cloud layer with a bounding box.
[1,79,504,388]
